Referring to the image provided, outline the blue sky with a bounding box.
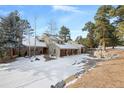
[0,5,100,40]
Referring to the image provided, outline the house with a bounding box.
[22,36,48,56]
[0,43,21,62]
[55,42,85,57]
[0,33,85,63]
[40,33,85,58]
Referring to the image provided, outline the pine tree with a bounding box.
[59,26,71,42]
[111,6,124,43]
[94,5,114,50]
[82,21,95,48]
[0,27,6,59]
[0,10,32,58]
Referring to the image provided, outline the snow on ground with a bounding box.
[0,54,95,88]
[107,46,124,50]
[115,46,124,50]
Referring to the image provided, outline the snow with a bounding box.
[64,79,78,88]
[115,46,124,50]
[22,37,46,47]
[107,46,124,50]
[73,43,85,48]
[56,43,79,49]
[0,54,94,88]
[48,35,63,42]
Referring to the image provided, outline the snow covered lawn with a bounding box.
[0,54,95,88]
[115,46,124,50]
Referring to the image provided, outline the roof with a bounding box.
[56,43,78,49]
[73,43,85,48]
[42,33,63,42]
[22,37,47,47]
[55,42,85,49]
[49,36,57,41]
[67,41,85,48]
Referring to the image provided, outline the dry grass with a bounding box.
[67,49,124,88]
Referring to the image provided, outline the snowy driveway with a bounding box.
[0,54,94,88]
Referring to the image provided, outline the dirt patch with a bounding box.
[67,49,124,88]
[64,58,102,86]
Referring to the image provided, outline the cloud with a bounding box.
[52,5,96,16]
[52,5,82,13]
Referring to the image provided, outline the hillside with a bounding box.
[67,49,124,88]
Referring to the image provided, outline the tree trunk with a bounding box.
[112,45,115,49]
[103,41,106,51]
[18,47,21,57]
[10,48,13,58]
[18,42,21,57]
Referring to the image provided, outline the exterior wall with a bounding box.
[55,47,79,58]
[20,47,48,56]
[0,48,19,63]
[1,46,85,62]
[55,46,85,58]
[0,46,48,63]
[81,47,84,53]
[77,47,85,54]
[7,48,18,58]
[48,43,56,56]
[43,47,48,54]
[56,46,61,58]
[43,34,63,57]
[77,48,81,54]
[59,49,79,57]
[19,47,28,56]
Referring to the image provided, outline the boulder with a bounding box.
[35,58,40,61]
[94,50,102,58]
[50,85,55,88]
[51,80,66,88]
[94,50,111,59]
[94,50,119,60]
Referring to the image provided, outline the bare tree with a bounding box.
[23,20,34,57]
[34,16,37,57]
[27,28,34,57]
[47,20,57,35]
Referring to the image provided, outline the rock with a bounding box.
[30,60,34,62]
[52,80,66,88]
[94,50,102,58]
[94,50,113,59]
[72,62,76,65]
[50,85,55,88]
[74,70,85,78]
[77,62,81,64]
[35,58,40,61]
[81,60,86,63]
